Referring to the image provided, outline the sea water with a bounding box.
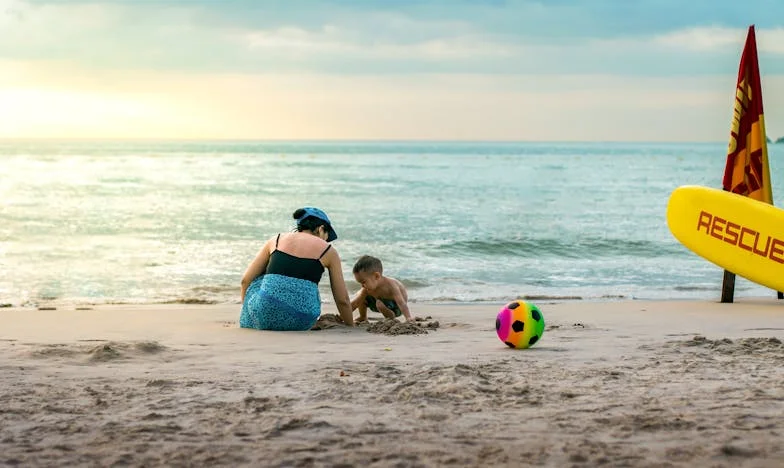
[2,139,783,306]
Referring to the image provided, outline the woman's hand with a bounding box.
[323,248,355,326]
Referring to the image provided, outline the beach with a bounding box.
[2,299,783,467]
[5,1,784,466]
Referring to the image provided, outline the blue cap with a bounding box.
[296,207,337,242]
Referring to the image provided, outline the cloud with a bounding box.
[652,26,784,54]
[2,0,784,76]
[652,26,746,51]
[239,25,515,61]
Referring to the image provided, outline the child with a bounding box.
[351,255,412,323]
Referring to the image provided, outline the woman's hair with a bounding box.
[292,208,328,233]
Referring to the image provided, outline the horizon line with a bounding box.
[0,137,760,145]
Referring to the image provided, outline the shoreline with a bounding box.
[2,292,767,311]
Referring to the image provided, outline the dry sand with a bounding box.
[1,298,783,467]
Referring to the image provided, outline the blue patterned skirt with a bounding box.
[239,274,321,331]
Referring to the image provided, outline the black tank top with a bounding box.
[265,234,332,284]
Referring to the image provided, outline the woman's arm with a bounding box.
[323,248,354,326]
[240,239,272,302]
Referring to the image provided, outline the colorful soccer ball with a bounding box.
[495,300,545,349]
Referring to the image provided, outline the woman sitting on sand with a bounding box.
[240,207,354,330]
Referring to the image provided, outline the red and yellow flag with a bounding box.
[722,25,772,204]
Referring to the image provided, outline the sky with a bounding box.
[1,0,783,141]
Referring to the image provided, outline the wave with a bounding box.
[518,294,583,301]
[672,285,722,291]
[413,293,626,303]
[189,285,237,294]
[163,298,218,305]
[342,278,430,291]
[430,237,682,259]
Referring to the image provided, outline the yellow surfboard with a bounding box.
[666,185,784,292]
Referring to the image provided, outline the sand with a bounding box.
[312,314,440,335]
[1,298,783,467]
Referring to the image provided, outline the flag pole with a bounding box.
[720,271,736,303]
[720,25,776,303]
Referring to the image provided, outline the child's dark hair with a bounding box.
[353,255,383,274]
[292,208,328,232]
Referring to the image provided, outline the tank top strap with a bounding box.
[318,244,332,259]
[275,233,280,250]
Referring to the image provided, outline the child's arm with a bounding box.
[351,288,369,322]
[391,282,412,322]
[394,297,412,322]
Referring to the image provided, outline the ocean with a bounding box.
[2,140,783,307]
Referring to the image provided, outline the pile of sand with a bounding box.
[366,317,439,335]
[675,335,783,355]
[311,314,440,335]
[28,341,170,363]
[310,314,344,330]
